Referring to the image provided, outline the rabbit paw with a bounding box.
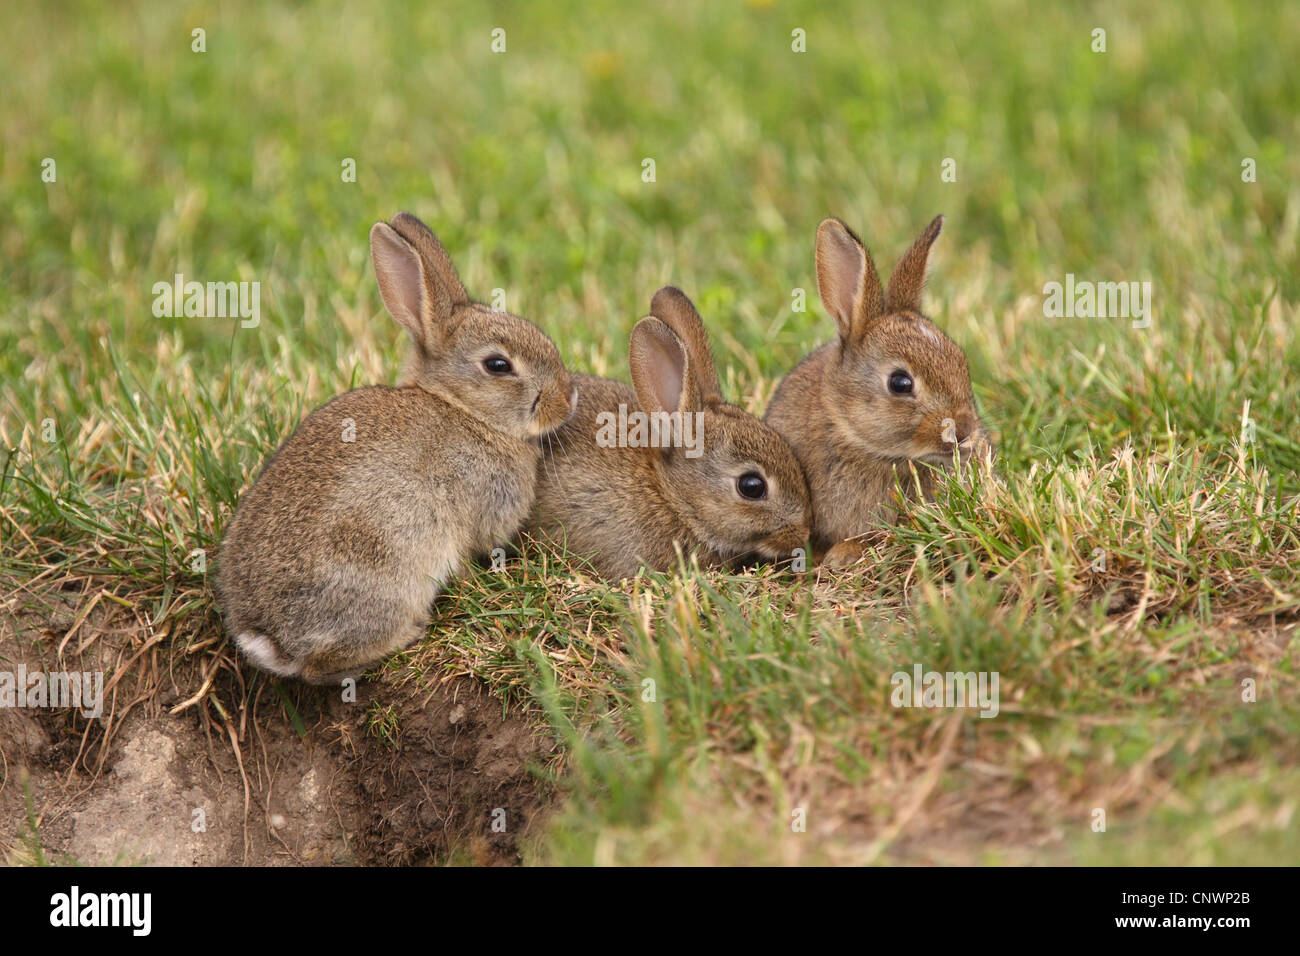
[822,539,868,568]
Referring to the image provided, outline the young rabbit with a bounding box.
[529,286,811,582]
[216,213,574,684]
[765,216,990,567]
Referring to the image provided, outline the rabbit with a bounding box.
[764,215,991,567]
[528,285,811,582]
[215,212,575,684]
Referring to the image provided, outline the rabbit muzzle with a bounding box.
[530,382,577,437]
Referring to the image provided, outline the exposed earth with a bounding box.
[0,598,554,866]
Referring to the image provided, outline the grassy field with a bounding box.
[2,0,1298,864]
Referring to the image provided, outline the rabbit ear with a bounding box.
[650,286,721,402]
[815,218,885,344]
[370,222,432,350]
[629,317,701,418]
[886,215,943,313]
[370,216,468,355]
[388,212,470,308]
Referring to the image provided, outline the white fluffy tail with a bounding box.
[235,632,303,678]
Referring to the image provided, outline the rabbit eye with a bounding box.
[737,472,767,500]
[888,370,914,395]
[483,356,513,375]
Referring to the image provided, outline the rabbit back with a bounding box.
[531,374,681,580]
[217,385,539,682]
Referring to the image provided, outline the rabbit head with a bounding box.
[370,212,574,440]
[631,287,811,561]
[814,216,984,465]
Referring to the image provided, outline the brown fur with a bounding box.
[215,213,573,683]
[529,287,811,582]
[765,216,990,561]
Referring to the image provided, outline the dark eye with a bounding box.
[483,356,513,375]
[888,370,914,395]
[737,472,767,500]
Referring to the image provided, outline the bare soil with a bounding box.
[0,599,556,867]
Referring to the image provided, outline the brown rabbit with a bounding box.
[215,213,574,684]
[765,216,990,567]
[529,286,811,581]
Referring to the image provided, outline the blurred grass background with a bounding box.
[2,0,1298,864]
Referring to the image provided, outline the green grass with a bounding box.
[3,0,1298,864]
